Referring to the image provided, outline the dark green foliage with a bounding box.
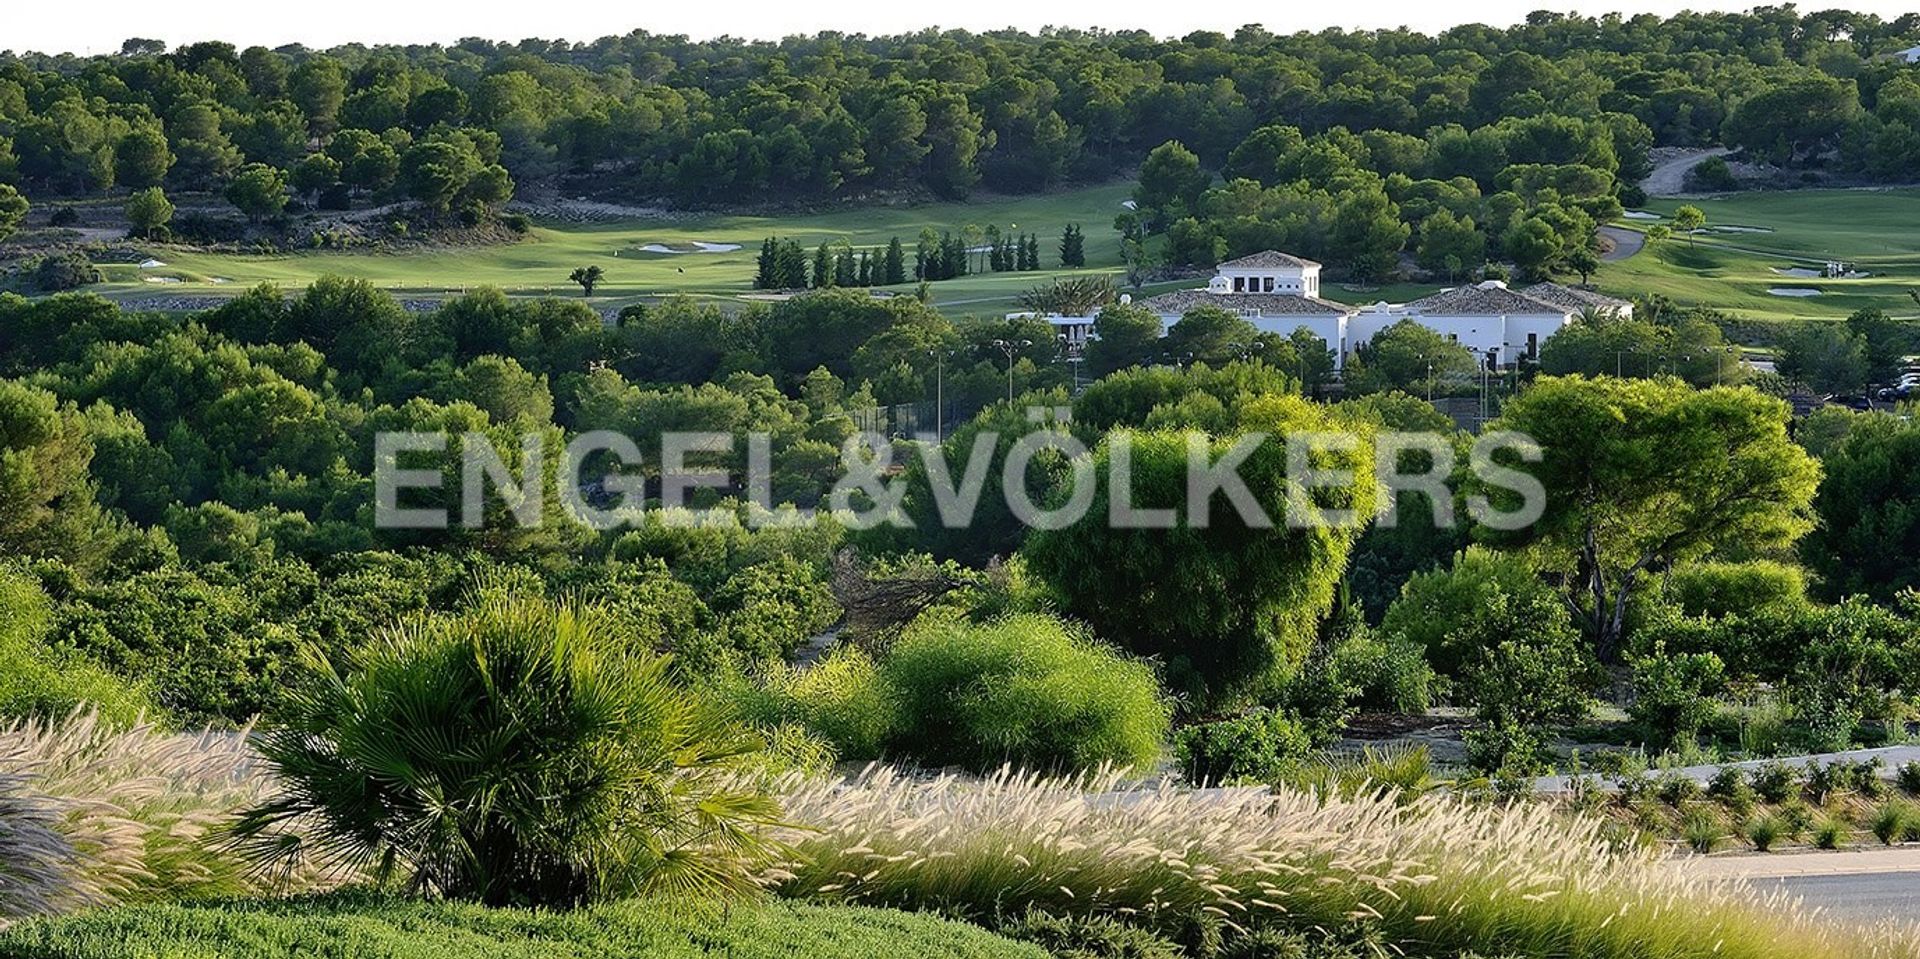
[231,595,782,906]
[1028,393,1374,708]
[1804,414,1920,601]
[29,254,99,292]
[1174,708,1314,785]
[0,894,1047,959]
[1627,646,1726,749]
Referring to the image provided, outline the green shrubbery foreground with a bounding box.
[0,894,1046,959]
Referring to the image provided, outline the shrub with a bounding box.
[1654,770,1703,806]
[1745,814,1783,852]
[1462,723,1544,776]
[1749,761,1801,804]
[1326,630,1433,714]
[0,894,1047,959]
[1175,708,1313,785]
[231,594,783,906]
[1899,761,1920,796]
[743,645,898,761]
[768,767,1919,958]
[1281,745,1436,802]
[881,613,1170,774]
[0,566,154,727]
[1627,645,1725,750]
[31,253,99,292]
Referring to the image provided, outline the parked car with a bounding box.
[1831,394,1878,411]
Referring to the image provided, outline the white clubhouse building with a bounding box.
[1047,250,1630,371]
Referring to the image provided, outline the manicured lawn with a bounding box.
[0,894,1047,959]
[1600,189,1920,321]
[96,183,1149,320]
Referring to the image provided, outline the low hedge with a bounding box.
[0,893,1048,959]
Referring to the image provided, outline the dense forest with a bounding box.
[1,8,1919,216]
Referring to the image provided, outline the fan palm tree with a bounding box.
[229,594,783,906]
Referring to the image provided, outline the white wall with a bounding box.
[1503,313,1573,362]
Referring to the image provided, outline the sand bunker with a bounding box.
[632,241,742,254]
[1768,287,1822,297]
[1771,267,1821,278]
[143,276,182,284]
[138,258,167,268]
[1622,211,1661,220]
[1711,225,1774,234]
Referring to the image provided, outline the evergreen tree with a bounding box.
[813,242,835,288]
[915,229,937,280]
[884,236,908,285]
[1060,223,1085,267]
[857,249,873,286]
[754,237,778,289]
[834,244,857,286]
[776,239,809,288]
[1027,234,1042,270]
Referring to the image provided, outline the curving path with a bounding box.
[1642,146,1732,197]
[1598,225,1645,262]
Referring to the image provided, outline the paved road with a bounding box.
[1767,873,1920,922]
[1598,225,1645,261]
[1642,147,1732,197]
[1680,846,1920,924]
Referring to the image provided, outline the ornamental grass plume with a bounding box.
[763,766,1920,959]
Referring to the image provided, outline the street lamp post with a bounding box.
[990,338,1032,404]
[927,347,949,442]
[1057,333,1085,394]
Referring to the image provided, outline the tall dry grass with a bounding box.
[0,713,344,921]
[763,766,1920,959]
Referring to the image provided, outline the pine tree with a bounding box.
[857,249,872,286]
[777,239,808,288]
[754,237,778,289]
[834,244,857,286]
[1025,234,1041,270]
[813,241,835,288]
[1060,223,1085,267]
[915,229,937,280]
[884,236,907,285]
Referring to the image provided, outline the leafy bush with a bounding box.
[1326,629,1433,714]
[1899,761,1920,796]
[0,566,154,727]
[880,613,1170,773]
[1654,561,1808,621]
[1748,761,1801,805]
[1174,708,1313,785]
[1627,645,1726,750]
[0,893,1047,959]
[739,645,898,761]
[30,253,99,292]
[231,594,782,906]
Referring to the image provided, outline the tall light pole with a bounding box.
[1057,333,1085,394]
[928,347,950,442]
[991,338,1032,404]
